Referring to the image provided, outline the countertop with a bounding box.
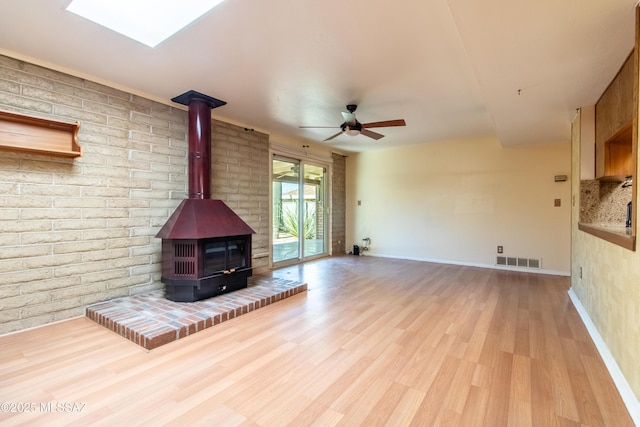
[578,223,636,251]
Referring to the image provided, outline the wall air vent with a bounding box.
[496,255,542,270]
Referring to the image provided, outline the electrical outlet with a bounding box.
[497,245,503,254]
[579,266,582,279]
[554,198,561,207]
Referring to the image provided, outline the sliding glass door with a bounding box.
[272,157,300,263]
[272,156,327,265]
[302,163,326,258]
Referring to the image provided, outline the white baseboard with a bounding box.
[366,252,570,277]
[568,288,640,425]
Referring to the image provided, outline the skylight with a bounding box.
[65,0,225,48]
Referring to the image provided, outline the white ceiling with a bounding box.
[0,0,636,152]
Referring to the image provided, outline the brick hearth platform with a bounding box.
[86,277,307,350]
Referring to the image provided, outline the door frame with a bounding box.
[269,143,333,269]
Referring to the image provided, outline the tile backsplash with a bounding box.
[580,179,632,224]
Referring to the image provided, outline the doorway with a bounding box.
[272,156,328,266]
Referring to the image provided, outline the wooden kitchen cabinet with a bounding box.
[595,50,634,180]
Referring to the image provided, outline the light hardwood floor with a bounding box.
[0,256,633,426]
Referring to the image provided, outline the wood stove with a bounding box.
[160,234,252,302]
[156,91,255,302]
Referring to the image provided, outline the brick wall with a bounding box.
[211,122,269,272]
[332,153,346,255]
[0,54,269,334]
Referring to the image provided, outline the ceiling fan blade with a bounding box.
[360,129,385,140]
[341,111,356,126]
[323,131,343,142]
[362,119,406,128]
[299,126,339,128]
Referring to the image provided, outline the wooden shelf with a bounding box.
[0,110,81,158]
[602,124,633,179]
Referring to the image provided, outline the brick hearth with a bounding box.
[86,277,307,350]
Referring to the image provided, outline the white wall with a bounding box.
[346,136,571,274]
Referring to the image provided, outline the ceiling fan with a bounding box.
[300,104,406,141]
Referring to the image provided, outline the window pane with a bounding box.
[303,163,325,257]
[272,158,300,263]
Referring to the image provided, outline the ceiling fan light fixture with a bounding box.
[343,126,360,136]
[341,121,362,136]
